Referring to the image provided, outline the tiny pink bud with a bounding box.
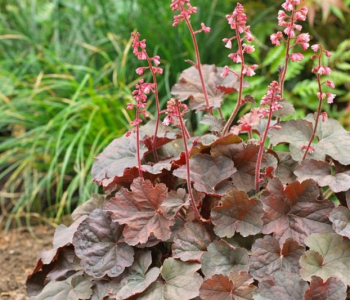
[220,66,230,78]
[322,112,328,122]
[136,67,145,75]
[327,93,336,104]
[324,50,332,57]
[311,44,320,52]
[326,80,335,88]
[290,53,304,62]
[201,22,211,33]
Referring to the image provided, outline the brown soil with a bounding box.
[0,226,55,300]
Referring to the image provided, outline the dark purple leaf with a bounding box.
[104,178,179,245]
[92,133,148,185]
[329,206,350,238]
[250,236,304,281]
[211,143,276,192]
[304,276,347,300]
[72,208,134,278]
[173,154,236,195]
[172,222,215,262]
[274,152,297,184]
[211,189,264,238]
[300,233,350,286]
[261,178,334,245]
[295,159,350,193]
[201,241,249,278]
[254,271,308,300]
[199,271,256,300]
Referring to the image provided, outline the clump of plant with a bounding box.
[27,0,350,299]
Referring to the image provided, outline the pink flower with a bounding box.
[201,22,211,33]
[270,31,283,45]
[243,64,258,76]
[290,53,304,62]
[317,92,326,100]
[228,52,242,63]
[311,44,320,52]
[318,66,332,75]
[324,50,332,57]
[326,80,335,88]
[152,56,161,65]
[220,66,230,78]
[136,67,146,75]
[243,43,255,53]
[296,33,310,50]
[327,93,336,104]
[301,144,315,153]
[222,38,233,49]
[322,112,328,122]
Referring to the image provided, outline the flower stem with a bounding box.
[135,108,143,178]
[175,100,204,222]
[146,53,160,162]
[255,107,273,192]
[222,23,245,136]
[184,17,213,115]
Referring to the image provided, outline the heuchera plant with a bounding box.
[27,1,350,299]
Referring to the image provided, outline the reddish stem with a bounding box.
[222,23,245,136]
[302,54,323,160]
[255,106,273,193]
[184,16,213,115]
[175,100,204,222]
[145,53,160,162]
[135,108,143,178]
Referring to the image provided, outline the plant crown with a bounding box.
[27,0,350,299]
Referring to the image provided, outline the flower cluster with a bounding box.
[126,80,152,137]
[221,3,257,77]
[311,44,336,105]
[162,98,188,127]
[258,81,283,118]
[131,32,163,74]
[270,0,309,62]
[170,0,210,33]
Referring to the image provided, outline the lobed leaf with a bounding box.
[172,221,216,262]
[295,159,350,193]
[329,206,350,238]
[199,271,256,300]
[300,233,350,285]
[133,258,203,300]
[253,271,308,300]
[250,236,304,281]
[211,189,264,238]
[173,154,236,195]
[29,273,93,300]
[304,276,347,300]
[71,194,105,221]
[72,208,134,278]
[104,178,180,245]
[91,133,148,185]
[201,240,249,278]
[116,250,160,299]
[261,178,334,245]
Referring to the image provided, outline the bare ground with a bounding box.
[0,225,55,300]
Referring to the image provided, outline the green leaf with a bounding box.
[133,258,202,300]
[201,241,249,278]
[300,233,350,286]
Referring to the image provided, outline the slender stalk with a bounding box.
[145,53,160,162]
[255,107,273,192]
[184,17,213,115]
[135,108,143,178]
[278,9,296,97]
[222,23,245,136]
[302,54,323,160]
[175,100,204,222]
